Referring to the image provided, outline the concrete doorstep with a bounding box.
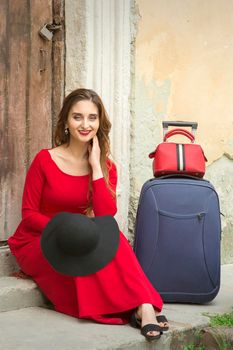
[0,276,47,312]
[0,264,232,350]
[0,246,47,312]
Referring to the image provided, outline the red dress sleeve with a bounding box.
[21,151,50,233]
[92,160,117,216]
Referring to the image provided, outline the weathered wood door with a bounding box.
[0,0,65,241]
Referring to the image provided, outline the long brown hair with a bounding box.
[54,88,115,212]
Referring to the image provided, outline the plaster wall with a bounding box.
[65,0,133,234]
[131,0,233,262]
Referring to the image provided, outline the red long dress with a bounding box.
[8,149,163,324]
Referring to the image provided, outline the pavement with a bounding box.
[0,264,232,350]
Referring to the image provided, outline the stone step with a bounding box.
[0,306,208,350]
[0,265,232,349]
[0,245,48,312]
[0,276,47,312]
[0,246,18,277]
[200,326,233,349]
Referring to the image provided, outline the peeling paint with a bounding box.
[135,0,233,164]
[131,0,233,262]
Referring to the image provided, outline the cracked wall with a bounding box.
[130,0,233,263]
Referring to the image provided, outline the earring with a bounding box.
[64,128,69,135]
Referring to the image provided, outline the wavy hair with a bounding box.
[54,88,115,213]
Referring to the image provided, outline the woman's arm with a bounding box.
[92,161,117,216]
[88,136,117,216]
[21,151,50,233]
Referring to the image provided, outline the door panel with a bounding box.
[1,0,30,240]
[0,0,8,240]
[28,1,53,162]
[0,0,64,240]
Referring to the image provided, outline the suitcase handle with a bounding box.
[162,121,198,139]
[162,121,198,129]
[164,128,195,143]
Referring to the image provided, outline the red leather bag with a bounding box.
[149,127,207,178]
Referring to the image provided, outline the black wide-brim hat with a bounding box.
[41,212,120,277]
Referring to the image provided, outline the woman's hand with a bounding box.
[88,135,100,167]
[88,135,103,180]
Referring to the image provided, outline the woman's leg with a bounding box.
[136,303,169,337]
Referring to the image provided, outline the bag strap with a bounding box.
[163,128,195,143]
[149,128,195,158]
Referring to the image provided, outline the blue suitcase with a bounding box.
[134,176,221,303]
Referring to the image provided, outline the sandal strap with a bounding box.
[141,324,162,337]
[130,313,141,329]
[156,315,169,331]
[156,315,168,323]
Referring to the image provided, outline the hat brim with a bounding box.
[41,213,120,277]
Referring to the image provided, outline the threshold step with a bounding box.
[0,276,47,312]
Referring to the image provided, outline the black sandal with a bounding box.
[156,315,169,331]
[130,313,162,341]
[141,324,162,341]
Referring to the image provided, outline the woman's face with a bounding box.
[66,100,100,143]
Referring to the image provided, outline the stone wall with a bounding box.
[65,0,233,262]
[130,0,233,262]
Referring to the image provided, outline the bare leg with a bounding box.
[136,303,168,337]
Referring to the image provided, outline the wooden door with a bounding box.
[0,0,65,241]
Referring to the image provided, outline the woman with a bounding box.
[8,88,169,341]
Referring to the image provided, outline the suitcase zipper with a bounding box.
[197,212,205,220]
[158,210,206,219]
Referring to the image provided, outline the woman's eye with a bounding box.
[74,116,81,120]
[89,116,98,121]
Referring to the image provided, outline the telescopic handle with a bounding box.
[162,121,198,129]
[162,121,198,138]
